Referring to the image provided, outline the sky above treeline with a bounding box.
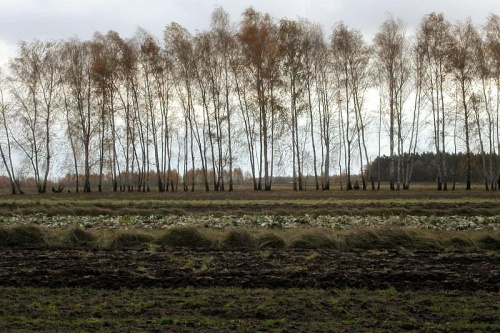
[0,0,499,65]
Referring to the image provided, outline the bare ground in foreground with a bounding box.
[1,248,499,291]
[0,248,500,332]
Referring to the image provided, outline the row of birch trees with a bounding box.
[0,8,500,193]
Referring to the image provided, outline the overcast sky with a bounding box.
[0,0,498,65]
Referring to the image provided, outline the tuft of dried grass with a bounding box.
[108,231,154,248]
[155,227,213,249]
[63,227,96,247]
[289,229,341,249]
[0,225,46,247]
[477,235,500,250]
[257,233,286,249]
[344,228,441,250]
[221,229,256,249]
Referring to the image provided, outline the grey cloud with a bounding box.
[0,0,498,57]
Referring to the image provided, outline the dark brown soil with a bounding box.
[2,187,500,216]
[3,185,500,201]
[178,201,500,216]
[2,248,500,332]
[2,286,499,332]
[1,248,499,291]
[2,199,500,217]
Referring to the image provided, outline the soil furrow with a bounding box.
[1,248,499,291]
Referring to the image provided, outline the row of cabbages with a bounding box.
[0,214,499,230]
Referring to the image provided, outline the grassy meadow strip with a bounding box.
[0,196,499,207]
[1,286,499,332]
[0,194,499,216]
[1,225,500,251]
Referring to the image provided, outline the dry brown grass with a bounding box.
[155,227,214,249]
[1,225,499,251]
[0,225,46,247]
[289,229,342,249]
[256,233,286,248]
[1,186,500,217]
[221,229,256,249]
[108,231,155,248]
[344,227,442,250]
[63,227,96,247]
